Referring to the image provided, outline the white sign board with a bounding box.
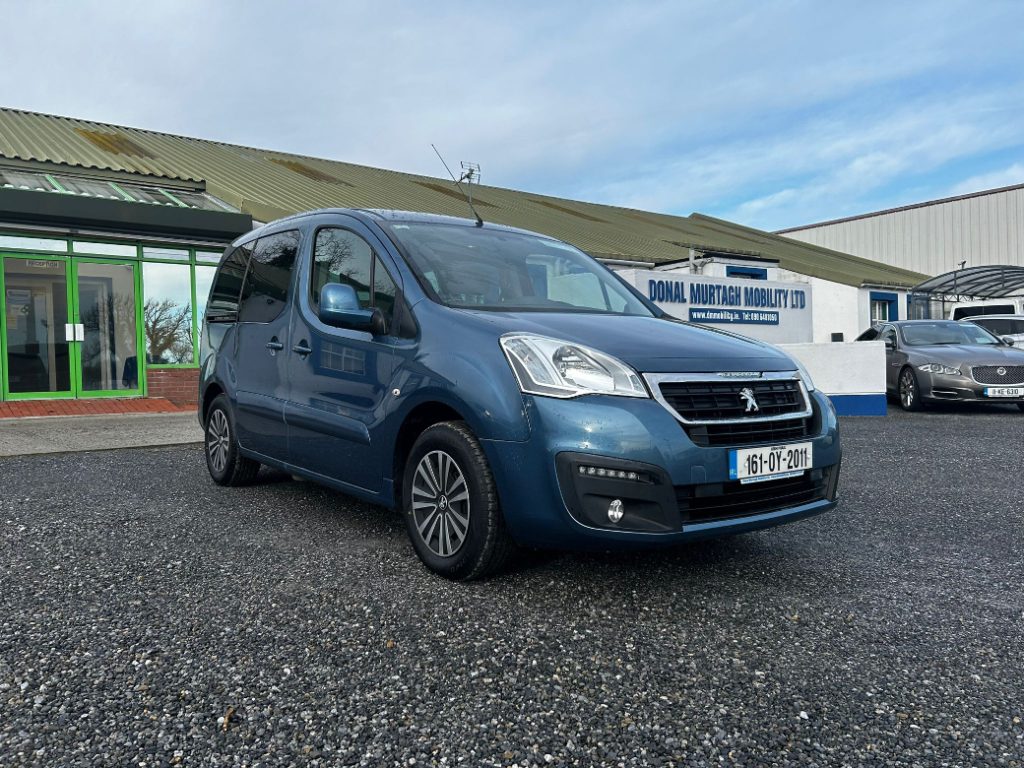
[619,270,814,344]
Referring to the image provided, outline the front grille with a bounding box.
[653,376,813,447]
[658,379,806,421]
[676,468,831,523]
[683,417,812,447]
[972,365,1024,385]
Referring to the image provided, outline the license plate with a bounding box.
[983,387,1023,398]
[729,442,813,484]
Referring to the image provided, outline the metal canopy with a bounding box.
[911,265,1024,298]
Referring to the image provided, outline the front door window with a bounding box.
[75,261,140,393]
[2,258,72,395]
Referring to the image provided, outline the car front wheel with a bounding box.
[898,367,924,412]
[402,421,516,580]
[205,395,261,486]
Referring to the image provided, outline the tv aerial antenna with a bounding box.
[431,144,484,227]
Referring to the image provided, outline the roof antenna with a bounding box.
[431,144,484,226]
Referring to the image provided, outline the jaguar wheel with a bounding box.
[898,367,924,412]
[204,395,261,486]
[402,421,516,580]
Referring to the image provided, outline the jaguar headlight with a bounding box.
[500,333,648,399]
[918,363,961,375]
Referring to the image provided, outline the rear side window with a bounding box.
[312,228,400,331]
[239,230,301,323]
[206,241,253,322]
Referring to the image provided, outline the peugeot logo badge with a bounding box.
[739,387,760,413]
[997,367,1007,377]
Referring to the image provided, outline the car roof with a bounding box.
[963,314,1024,320]
[236,207,545,246]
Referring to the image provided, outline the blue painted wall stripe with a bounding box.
[827,393,887,416]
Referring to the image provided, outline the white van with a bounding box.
[948,299,1024,320]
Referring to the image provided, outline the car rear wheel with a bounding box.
[205,395,261,486]
[898,367,924,412]
[402,421,516,580]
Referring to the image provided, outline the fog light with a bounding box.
[608,499,624,523]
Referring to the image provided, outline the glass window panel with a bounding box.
[0,235,68,252]
[0,169,53,191]
[76,262,140,392]
[312,228,373,310]
[194,265,217,325]
[73,241,138,258]
[169,190,235,211]
[373,257,397,330]
[142,246,190,261]
[142,262,194,365]
[239,231,300,323]
[3,259,72,393]
[206,242,253,321]
[120,184,178,205]
[53,176,122,199]
[195,250,224,264]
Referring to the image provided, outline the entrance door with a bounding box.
[72,260,142,397]
[1,256,74,399]
[1,255,142,399]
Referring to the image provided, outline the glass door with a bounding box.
[72,259,142,397]
[1,256,75,400]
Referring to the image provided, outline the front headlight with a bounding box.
[791,358,816,392]
[500,333,648,399]
[918,363,961,375]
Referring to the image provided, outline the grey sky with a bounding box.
[2,0,1022,229]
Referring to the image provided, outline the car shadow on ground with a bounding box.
[884,398,1023,417]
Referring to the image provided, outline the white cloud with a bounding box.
[948,163,1024,196]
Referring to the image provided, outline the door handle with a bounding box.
[266,340,285,351]
[292,341,312,356]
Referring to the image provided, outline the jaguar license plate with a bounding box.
[983,387,1023,398]
[729,442,813,484]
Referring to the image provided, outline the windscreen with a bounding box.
[386,222,653,316]
[901,321,1001,346]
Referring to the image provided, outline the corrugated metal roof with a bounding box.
[0,107,926,288]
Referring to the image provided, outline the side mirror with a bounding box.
[319,283,387,336]
[1002,335,1015,347]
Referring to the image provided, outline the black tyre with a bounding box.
[898,367,924,412]
[204,395,261,486]
[1017,402,1024,413]
[402,421,516,580]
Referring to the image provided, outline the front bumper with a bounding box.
[918,371,1024,403]
[480,389,842,550]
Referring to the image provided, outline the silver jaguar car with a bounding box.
[856,320,1024,412]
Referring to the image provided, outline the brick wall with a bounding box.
[146,368,200,405]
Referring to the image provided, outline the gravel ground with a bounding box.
[1,408,1022,767]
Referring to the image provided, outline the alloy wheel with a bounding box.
[411,450,470,557]
[207,409,230,474]
[900,370,915,409]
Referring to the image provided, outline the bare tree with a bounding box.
[144,298,192,364]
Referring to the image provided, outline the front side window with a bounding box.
[206,241,253,322]
[143,261,194,364]
[312,228,400,330]
[384,222,651,315]
[239,230,300,323]
[878,326,897,346]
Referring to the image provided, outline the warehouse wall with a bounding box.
[780,186,1024,276]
